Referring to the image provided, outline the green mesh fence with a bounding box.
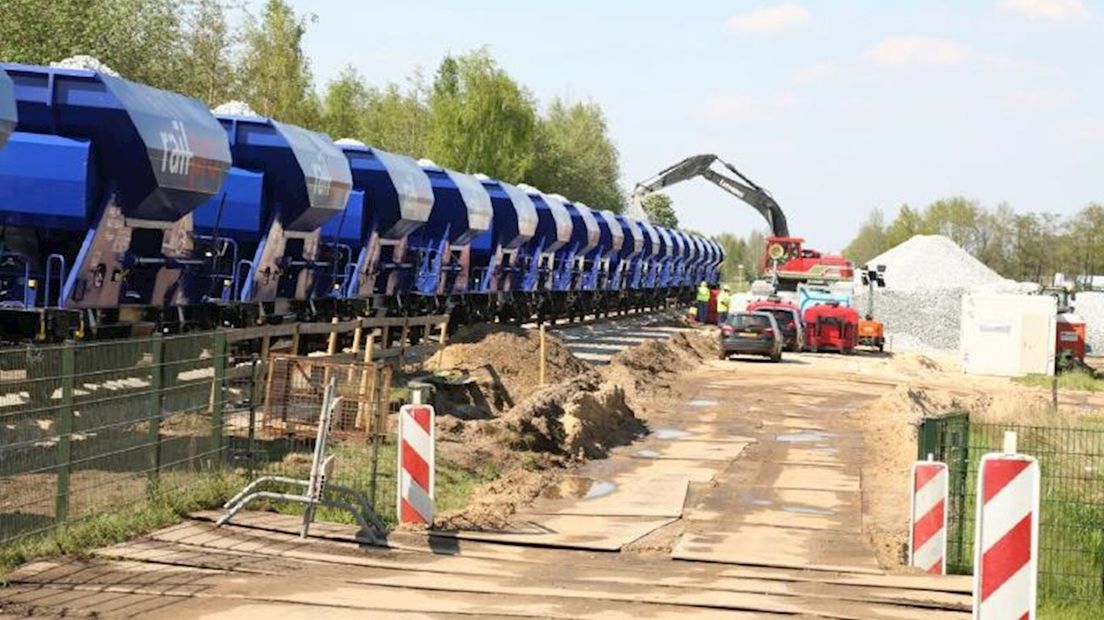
[918,413,1104,605]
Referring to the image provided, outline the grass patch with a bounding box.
[1039,600,1104,619]
[1014,370,1104,392]
[261,440,502,527]
[941,423,1104,610]
[0,471,241,577]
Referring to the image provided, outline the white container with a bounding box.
[960,293,1056,377]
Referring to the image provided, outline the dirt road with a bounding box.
[1,343,974,619]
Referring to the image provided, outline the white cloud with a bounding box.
[998,88,1073,108]
[793,61,838,84]
[697,91,796,123]
[727,4,812,34]
[999,0,1092,22]
[699,94,756,122]
[864,36,969,67]
[1056,119,1104,141]
[980,54,1051,75]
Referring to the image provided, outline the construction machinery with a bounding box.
[631,154,852,291]
[857,264,886,352]
[1038,285,1087,370]
[804,302,859,354]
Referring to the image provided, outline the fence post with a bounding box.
[54,342,75,524]
[247,355,259,481]
[211,331,227,465]
[147,335,165,495]
[917,418,937,461]
[539,323,547,386]
[291,322,302,356]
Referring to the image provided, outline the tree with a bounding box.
[426,49,537,182]
[884,205,925,249]
[238,0,319,126]
[361,77,431,157]
[0,0,187,90]
[713,232,748,284]
[321,66,370,140]
[178,0,236,105]
[743,230,767,279]
[842,209,887,265]
[640,194,677,227]
[923,197,981,252]
[529,97,624,213]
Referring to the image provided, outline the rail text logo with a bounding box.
[160,120,194,176]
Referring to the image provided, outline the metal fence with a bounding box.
[918,413,1104,603]
[0,332,256,544]
[238,353,395,523]
[0,314,452,549]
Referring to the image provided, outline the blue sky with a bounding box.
[282,0,1103,250]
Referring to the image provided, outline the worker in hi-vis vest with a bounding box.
[696,281,710,323]
[716,285,731,324]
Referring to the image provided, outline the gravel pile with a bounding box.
[857,235,1004,291]
[856,235,1028,353]
[212,100,260,117]
[51,55,120,77]
[1072,291,1104,354]
[855,288,965,352]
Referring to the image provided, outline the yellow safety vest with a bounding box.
[717,295,730,313]
[696,285,710,302]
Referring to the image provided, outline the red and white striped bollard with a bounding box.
[909,454,948,574]
[397,400,435,526]
[972,432,1040,620]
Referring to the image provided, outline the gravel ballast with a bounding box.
[856,235,1036,353]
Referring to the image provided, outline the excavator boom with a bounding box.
[631,154,788,237]
[632,153,851,290]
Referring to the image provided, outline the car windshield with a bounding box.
[727,313,771,330]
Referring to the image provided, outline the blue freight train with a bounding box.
[0,63,723,344]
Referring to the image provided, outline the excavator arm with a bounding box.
[631,154,789,237]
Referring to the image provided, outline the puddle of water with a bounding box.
[775,431,833,443]
[636,449,661,458]
[688,398,718,407]
[781,504,834,516]
[584,481,617,499]
[542,476,617,500]
[654,428,692,440]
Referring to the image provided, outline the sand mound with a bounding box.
[436,325,590,415]
[433,370,644,530]
[430,323,712,531]
[602,327,718,412]
[496,372,643,459]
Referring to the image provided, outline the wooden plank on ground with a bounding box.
[531,475,689,518]
[349,570,968,620]
[633,441,750,461]
[432,514,676,551]
[673,526,883,575]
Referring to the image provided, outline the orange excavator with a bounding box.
[630,154,853,291]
